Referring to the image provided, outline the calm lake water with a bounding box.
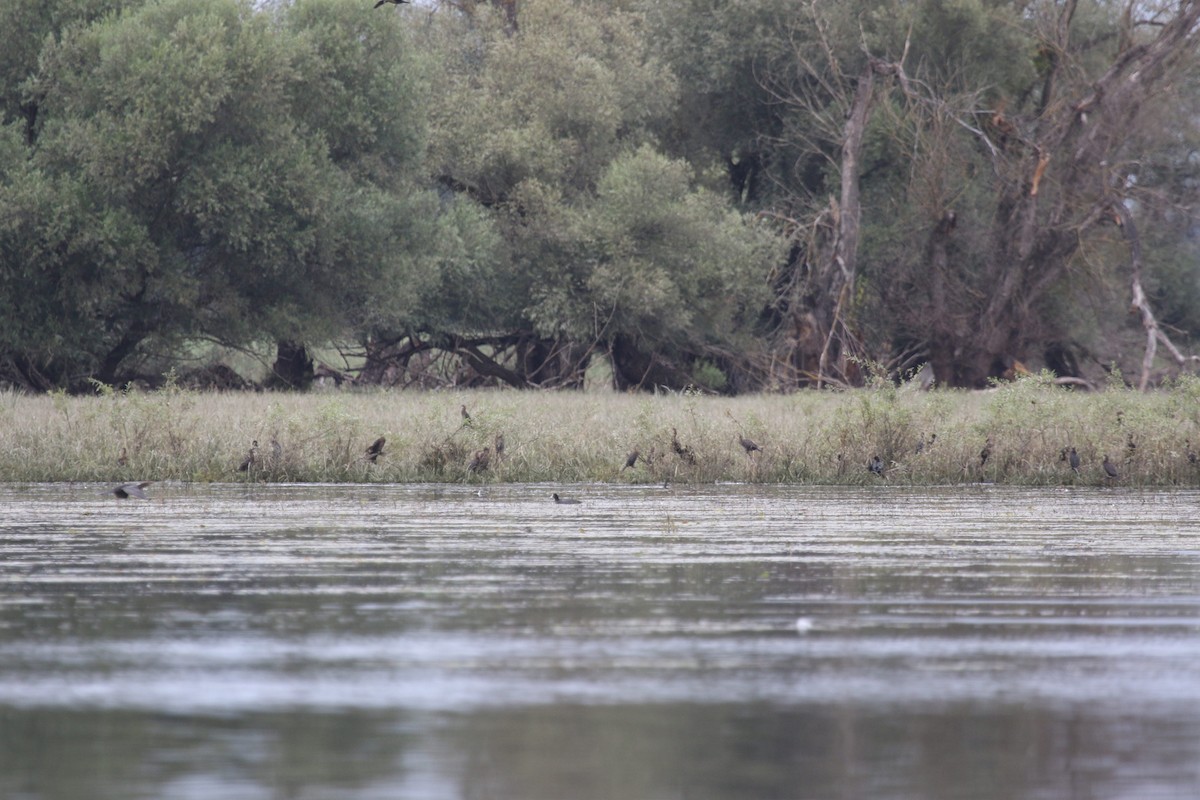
[1,482,1199,799]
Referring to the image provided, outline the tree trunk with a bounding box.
[268,340,314,391]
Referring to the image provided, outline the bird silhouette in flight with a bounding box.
[365,436,386,463]
[111,481,152,499]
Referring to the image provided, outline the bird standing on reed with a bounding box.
[979,437,993,469]
[365,436,386,463]
[1068,447,1080,474]
[117,447,128,467]
[739,435,761,455]
[468,447,491,474]
[671,428,696,466]
[461,404,472,425]
[238,440,259,472]
[1103,455,1119,481]
[868,455,884,476]
[623,449,640,470]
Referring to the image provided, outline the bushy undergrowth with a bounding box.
[2,375,1200,486]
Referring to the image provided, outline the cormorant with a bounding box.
[1103,455,1119,480]
[238,440,259,472]
[468,447,490,473]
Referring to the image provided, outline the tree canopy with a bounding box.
[2,0,1198,392]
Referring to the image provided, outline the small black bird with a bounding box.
[739,435,761,455]
[1103,454,1119,480]
[238,440,259,472]
[111,481,152,499]
[365,436,386,463]
[552,493,581,505]
[373,0,409,7]
[623,449,640,470]
[868,455,884,476]
[1068,446,1080,474]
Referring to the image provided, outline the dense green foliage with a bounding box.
[1,0,1198,392]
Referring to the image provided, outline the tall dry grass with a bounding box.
[2,373,1200,486]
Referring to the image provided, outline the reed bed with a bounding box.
[3,374,1200,486]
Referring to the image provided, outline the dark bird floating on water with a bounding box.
[739,435,761,455]
[238,440,259,472]
[1068,446,1080,474]
[623,449,640,470]
[373,0,409,7]
[111,481,152,499]
[1103,454,1119,480]
[365,436,386,463]
[868,455,884,476]
[552,493,581,505]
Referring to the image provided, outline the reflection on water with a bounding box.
[2,483,1199,799]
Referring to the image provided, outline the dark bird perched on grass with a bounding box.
[117,446,128,467]
[623,449,640,470]
[365,436,386,463]
[270,434,283,463]
[1186,440,1198,465]
[552,493,581,505]
[1103,454,1119,480]
[979,437,993,469]
[111,481,152,499]
[671,428,697,466]
[494,433,505,459]
[868,455,884,476]
[1068,446,1080,474]
[468,447,491,474]
[238,440,259,472]
[373,0,409,7]
[1126,433,1137,461]
[916,433,936,454]
[739,435,761,455]
[460,404,472,424]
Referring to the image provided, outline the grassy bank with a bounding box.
[3,375,1200,486]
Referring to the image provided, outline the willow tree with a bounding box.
[0,0,455,390]
[412,0,781,390]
